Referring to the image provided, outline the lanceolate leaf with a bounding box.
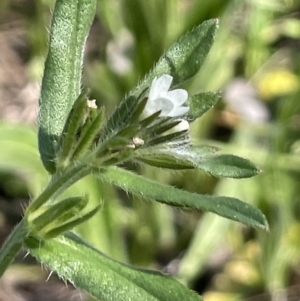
[130,19,219,98]
[96,167,268,230]
[38,0,97,173]
[197,154,262,178]
[187,91,220,121]
[26,233,203,301]
[135,146,259,179]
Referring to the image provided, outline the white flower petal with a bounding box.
[144,98,162,115]
[168,106,189,117]
[166,89,188,106]
[148,74,173,100]
[143,74,189,118]
[156,97,175,116]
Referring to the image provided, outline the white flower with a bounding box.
[144,74,189,117]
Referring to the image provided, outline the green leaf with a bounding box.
[198,154,261,178]
[135,145,218,170]
[26,233,203,301]
[130,19,219,98]
[187,91,220,121]
[136,146,259,178]
[96,167,268,230]
[136,154,195,170]
[38,0,97,173]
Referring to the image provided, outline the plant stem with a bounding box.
[27,164,91,214]
[0,219,28,277]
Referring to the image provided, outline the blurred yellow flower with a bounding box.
[258,69,299,100]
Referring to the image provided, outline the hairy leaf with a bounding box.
[96,167,268,230]
[130,19,219,98]
[187,91,221,121]
[26,233,203,301]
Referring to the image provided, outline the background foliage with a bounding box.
[0,0,300,300]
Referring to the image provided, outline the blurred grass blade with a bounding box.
[26,232,203,301]
[187,91,221,121]
[97,167,268,229]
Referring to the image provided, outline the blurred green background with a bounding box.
[0,0,300,300]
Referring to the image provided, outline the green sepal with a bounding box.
[139,111,162,128]
[130,96,148,123]
[148,120,182,137]
[101,149,135,166]
[57,91,89,167]
[71,107,105,161]
[28,195,88,231]
[42,205,101,239]
[147,130,188,146]
[98,125,141,154]
[104,95,139,137]
[187,91,221,121]
[96,166,268,230]
[26,232,203,301]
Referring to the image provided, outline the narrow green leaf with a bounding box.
[96,167,268,230]
[38,0,97,172]
[26,233,202,301]
[28,196,88,231]
[130,19,219,98]
[43,205,101,239]
[187,91,220,121]
[198,154,261,178]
